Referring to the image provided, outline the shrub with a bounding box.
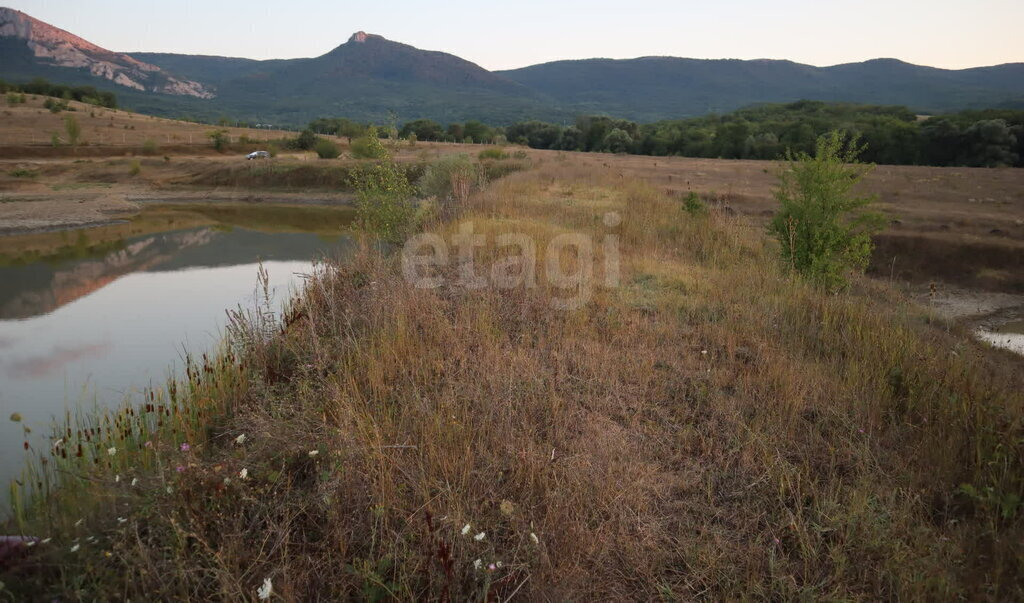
[478,147,509,160]
[9,168,38,178]
[350,127,390,160]
[349,159,417,242]
[63,115,81,146]
[142,139,159,155]
[313,138,341,159]
[295,129,318,151]
[207,129,229,152]
[682,191,707,215]
[768,130,885,290]
[129,159,141,176]
[418,154,481,211]
[6,92,25,105]
[50,132,60,147]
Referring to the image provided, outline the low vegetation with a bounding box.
[769,131,885,290]
[3,151,1023,599]
[0,77,117,109]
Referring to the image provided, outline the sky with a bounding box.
[6,0,1022,70]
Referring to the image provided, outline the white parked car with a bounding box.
[247,150,270,160]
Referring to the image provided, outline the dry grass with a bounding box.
[3,156,1024,599]
[0,95,293,149]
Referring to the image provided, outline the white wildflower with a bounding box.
[69,544,80,552]
[117,517,127,524]
[461,524,471,536]
[239,468,248,479]
[308,449,319,457]
[474,532,486,541]
[41,538,51,544]
[473,559,482,571]
[235,434,247,445]
[52,438,64,448]
[166,486,173,494]
[114,474,120,483]
[257,577,273,600]
[530,532,539,545]
[223,477,232,485]
[74,518,83,527]
[107,447,117,456]
[25,540,36,547]
[130,478,139,487]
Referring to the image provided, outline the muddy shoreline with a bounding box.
[0,191,355,236]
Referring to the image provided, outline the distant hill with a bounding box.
[134,32,558,125]
[2,6,1023,125]
[0,7,212,98]
[498,57,1024,122]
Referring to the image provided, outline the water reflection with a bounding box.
[0,203,355,504]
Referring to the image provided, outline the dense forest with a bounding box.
[325,101,1022,168]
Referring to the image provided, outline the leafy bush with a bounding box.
[418,154,481,209]
[478,147,509,160]
[314,138,341,159]
[349,159,417,241]
[350,127,390,160]
[207,129,229,152]
[294,129,318,151]
[6,92,25,106]
[142,139,159,156]
[44,98,71,113]
[9,168,38,178]
[480,158,529,181]
[768,131,884,290]
[129,160,141,176]
[682,191,706,216]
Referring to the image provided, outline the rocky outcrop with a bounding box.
[0,7,215,98]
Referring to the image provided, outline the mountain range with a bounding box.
[2,6,1023,126]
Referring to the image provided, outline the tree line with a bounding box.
[0,77,118,109]
[498,102,1024,168]
[307,101,1022,168]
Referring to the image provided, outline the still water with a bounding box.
[0,203,355,503]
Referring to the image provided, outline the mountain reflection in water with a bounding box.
[0,203,355,507]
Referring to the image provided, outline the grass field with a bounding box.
[1,103,1024,599]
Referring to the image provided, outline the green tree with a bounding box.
[207,129,229,152]
[958,119,1018,167]
[768,131,884,290]
[464,120,491,144]
[295,129,318,151]
[349,159,416,242]
[602,128,633,154]
[350,126,390,160]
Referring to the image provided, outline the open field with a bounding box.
[0,95,295,151]
[3,149,1024,599]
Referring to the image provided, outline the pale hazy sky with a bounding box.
[6,0,1022,70]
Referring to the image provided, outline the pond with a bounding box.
[0,203,356,509]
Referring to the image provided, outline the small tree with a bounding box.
[295,129,318,151]
[64,114,81,146]
[349,159,416,242]
[350,126,390,160]
[207,129,229,152]
[768,130,884,290]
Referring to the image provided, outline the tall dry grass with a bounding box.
[3,157,1023,599]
